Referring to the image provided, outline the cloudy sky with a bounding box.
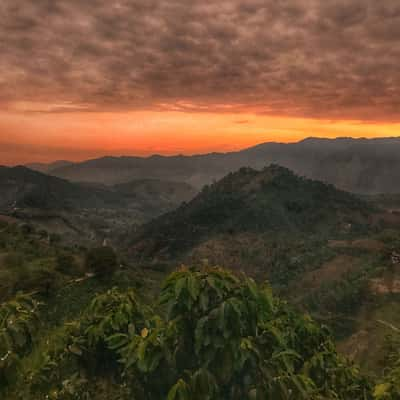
[1,0,400,164]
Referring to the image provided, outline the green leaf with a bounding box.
[68,344,83,356]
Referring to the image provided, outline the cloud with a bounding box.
[1,0,400,121]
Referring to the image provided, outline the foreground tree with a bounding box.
[11,267,375,399]
[110,267,372,399]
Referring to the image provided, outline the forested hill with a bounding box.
[129,165,373,261]
[0,165,111,210]
[0,166,195,213]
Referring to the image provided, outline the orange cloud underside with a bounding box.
[1,110,400,165]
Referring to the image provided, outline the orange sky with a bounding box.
[1,109,400,165]
[2,1,400,165]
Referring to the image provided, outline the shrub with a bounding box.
[85,246,118,277]
[0,294,41,392]
[56,253,79,276]
[3,252,24,269]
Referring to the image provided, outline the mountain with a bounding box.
[0,166,196,245]
[128,165,374,263]
[48,137,400,194]
[0,166,112,210]
[0,166,195,212]
[25,160,74,174]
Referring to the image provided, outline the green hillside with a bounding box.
[129,165,373,262]
[0,166,195,214]
[0,166,196,247]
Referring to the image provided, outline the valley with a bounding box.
[1,158,400,399]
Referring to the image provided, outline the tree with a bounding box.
[10,267,374,400]
[85,246,118,277]
[55,253,78,275]
[374,333,400,399]
[0,294,41,392]
[109,267,372,399]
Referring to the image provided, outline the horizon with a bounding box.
[1,1,400,164]
[2,135,400,167]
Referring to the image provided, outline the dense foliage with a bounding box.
[374,333,400,399]
[130,165,372,260]
[0,294,41,391]
[2,267,380,400]
[86,246,118,277]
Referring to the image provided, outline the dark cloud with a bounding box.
[0,0,399,120]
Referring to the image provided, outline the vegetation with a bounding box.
[85,246,118,277]
[56,253,79,275]
[2,267,380,399]
[374,333,400,399]
[0,294,41,390]
[1,165,400,398]
[130,165,373,261]
[0,222,85,300]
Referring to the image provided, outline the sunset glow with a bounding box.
[1,109,400,165]
[1,0,400,164]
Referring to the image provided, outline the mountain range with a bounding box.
[32,137,400,194]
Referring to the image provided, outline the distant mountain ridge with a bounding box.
[43,137,400,194]
[25,160,74,174]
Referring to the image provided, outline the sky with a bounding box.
[1,0,400,164]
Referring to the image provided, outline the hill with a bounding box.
[48,137,400,194]
[0,166,195,213]
[129,165,373,263]
[0,165,121,210]
[0,166,196,245]
[114,179,197,216]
